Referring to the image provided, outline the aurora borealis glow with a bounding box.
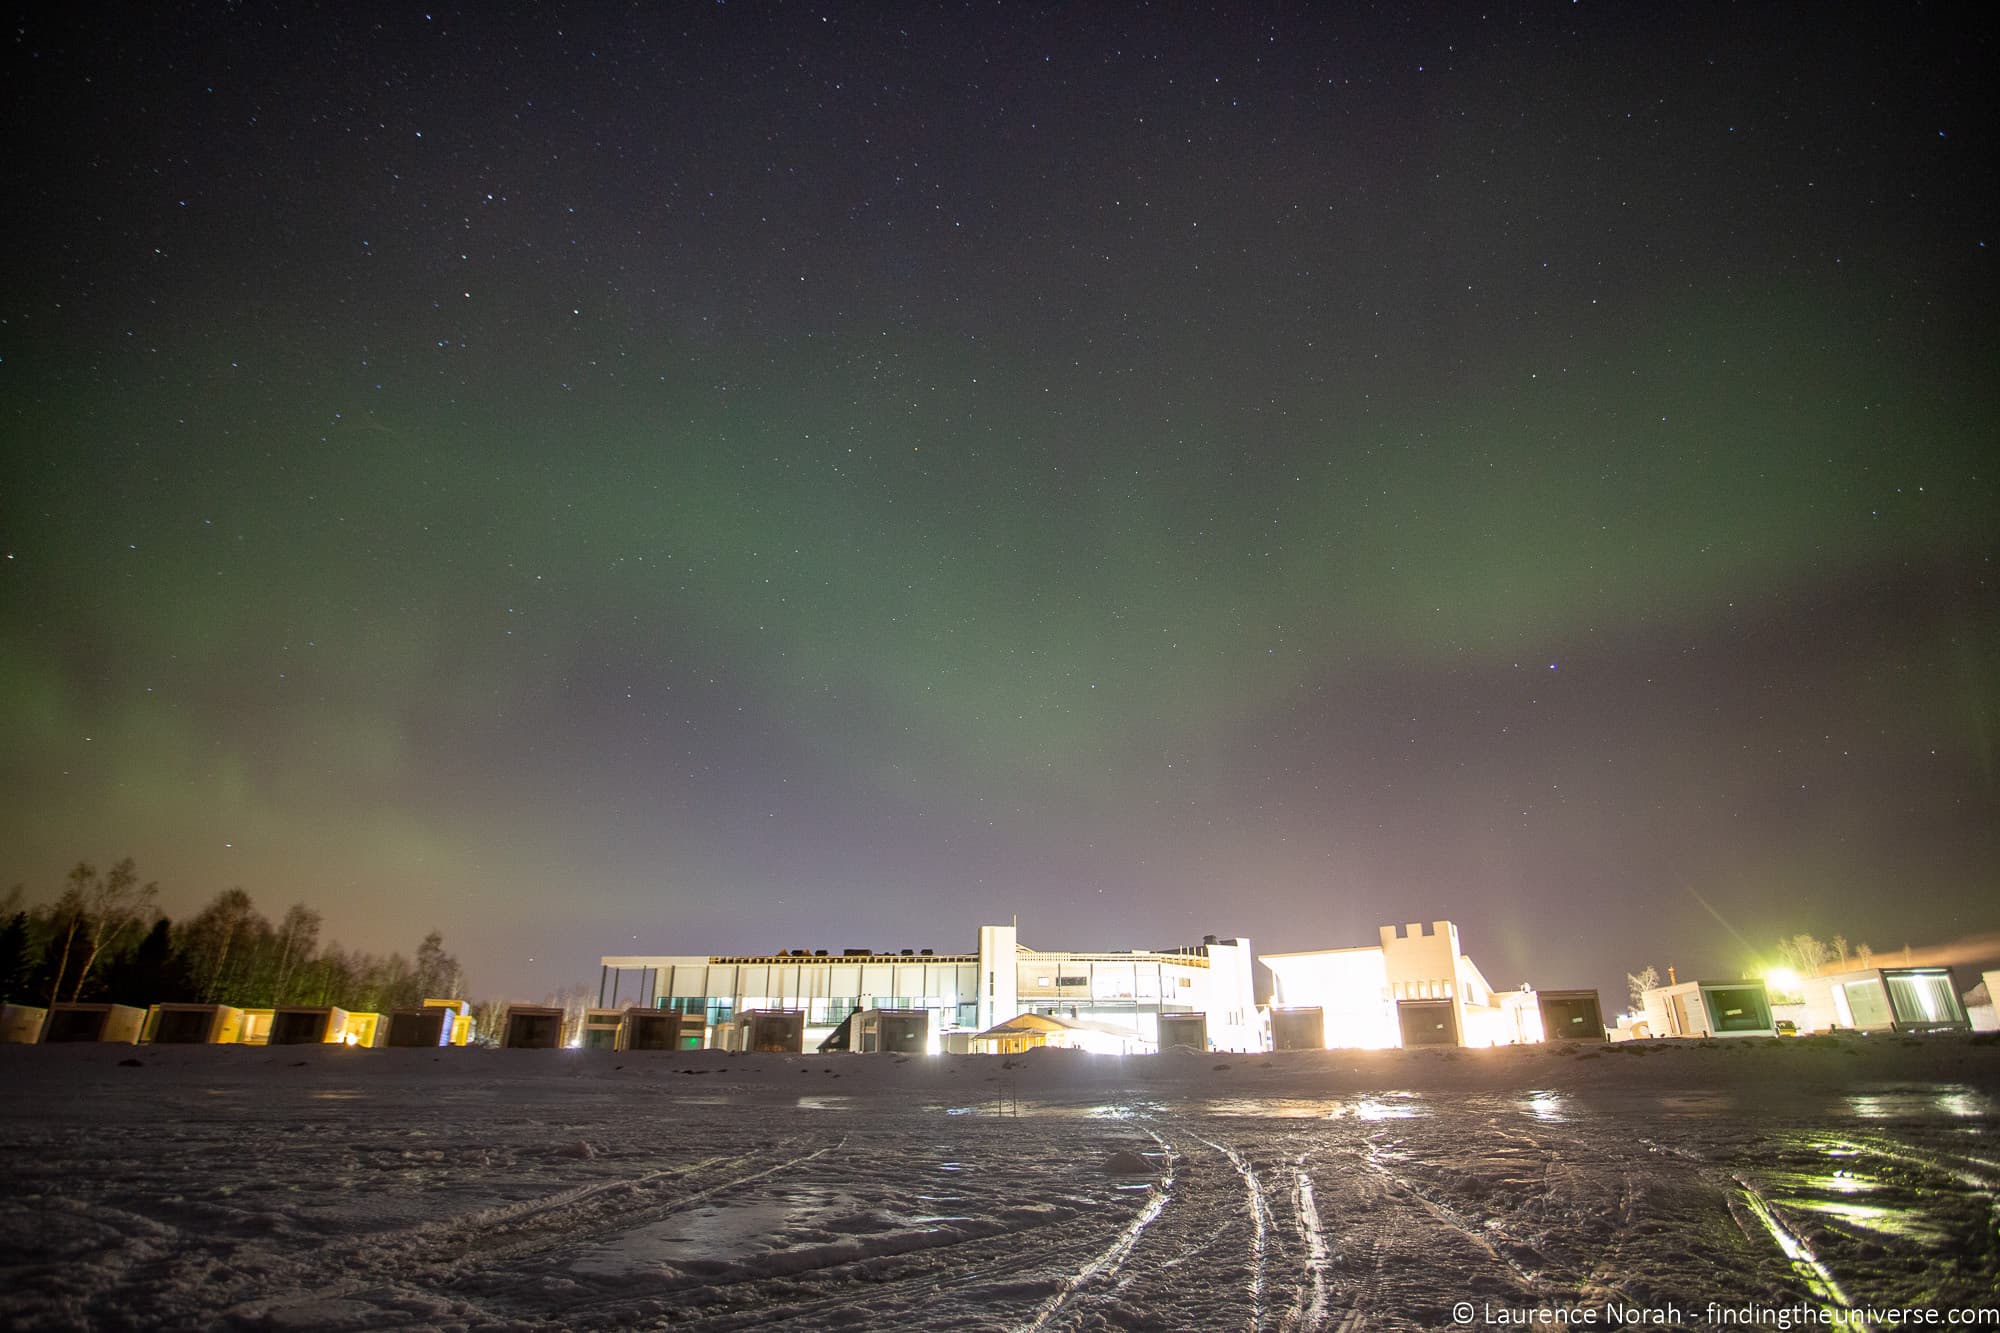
[3,5,1994,1003]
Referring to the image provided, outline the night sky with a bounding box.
[4,4,1995,1008]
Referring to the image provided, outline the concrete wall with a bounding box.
[1199,938,1261,1052]
[1263,947,1395,1048]
[1380,921,1467,1040]
[977,924,1018,1033]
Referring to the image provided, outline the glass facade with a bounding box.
[1885,971,1963,1028]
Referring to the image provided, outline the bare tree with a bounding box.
[270,904,322,1005]
[67,858,159,1001]
[44,864,93,1005]
[470,998,507,1047]
[1773,932,1870,978]
[1773,934,1833,977]
[549,983,592,1046]
[184,888,259,1003]
[1626,965,1660,1009]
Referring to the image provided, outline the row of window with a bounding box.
[658,997,979,1028]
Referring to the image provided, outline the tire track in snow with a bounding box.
[1729,1172,1858,1313]
[458,1138,847,1271]
[611,1204,1115,1332]
[1281,1152,1329,1333]
[520,1126,1167,1331]
[1841,1132,2000,1192]
[1358,1132,1543,1291]
[1020,1128,1178,1332]
[1184,1129,1275,1329]
[1291,1141,1389,1333]
[235,1138,844,1325]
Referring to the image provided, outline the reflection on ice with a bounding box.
[1199,1097,1345,1119]
[1354,1092,1425,1121]
[1656,1091,1738,1116]
[1782,1195,1952,1244]
[1524,1090,1567,1123]
[1191,1092,1426,1120]
[572,1196,804,1274]
[1843,1084,1993,1120]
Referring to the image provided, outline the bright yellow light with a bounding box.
[342,1031,359,1046]
[1765,968,1803,995]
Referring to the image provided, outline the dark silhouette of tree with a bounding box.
[104,918,192,1006]
[413,930,462,1002]
[0,912,32,1004]
[9,863,475,1020]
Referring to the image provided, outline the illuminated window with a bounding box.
[1886,972,1955,1025]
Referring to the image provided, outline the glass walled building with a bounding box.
[597,948,980,1043]
[598,921,1259,1053]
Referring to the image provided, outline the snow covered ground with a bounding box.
[2,1037,1996,1331]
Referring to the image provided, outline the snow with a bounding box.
[2,1037,1997,1330]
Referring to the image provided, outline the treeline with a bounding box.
[0,858,462,1015]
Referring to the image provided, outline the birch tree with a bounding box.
[67,858,158,1001]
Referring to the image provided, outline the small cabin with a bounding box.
[1535,989,1606,1042]
[387,1007,448,1047]
[423,998,473,1045]
[43,1003,147,1044]
[387,1001,470,1047]
[1800,967,1969,1035]
[740,1009,806,1053]
[268,1006,354,1045]
[502,1005,565,1049]
[819,1008,930,1054]
[624,1009,692,1051]
[1,1004,49,1043]
[144,1004,245,1044]
[1642,980,1774,1039]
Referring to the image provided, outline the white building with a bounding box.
[1260,920,1523,1049]
[1641,979,1775,1038]
[1798,966,1969,1035]
[599,923,1259,1054]
[1969,971,1999,1033]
